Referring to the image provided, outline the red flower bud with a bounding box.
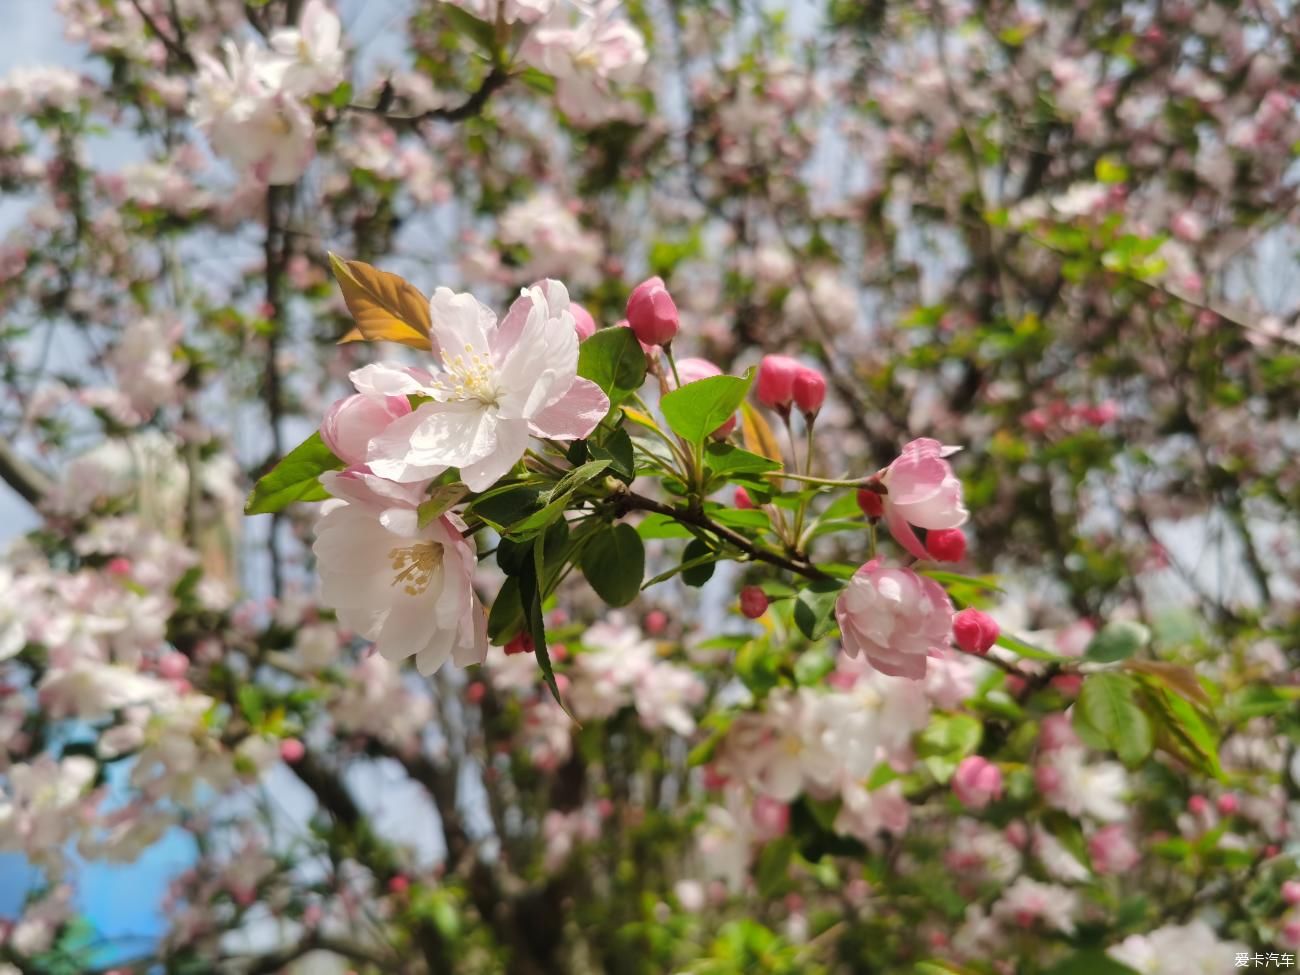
[735,487,754,509]
[925,528,967,563]
[755,355,802,412]
[625,276,679,346]
[791,367,826,417]
[952,608,999,655]
[856,488,884,519]
[279,739,305,764]
[504,633,535,656]
[739,586,768,619]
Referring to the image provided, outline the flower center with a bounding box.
[430,344,499,405]
[388,541,444,596]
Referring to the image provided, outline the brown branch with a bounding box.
[348,67,511,127]
[128,0,195,69]
[0,438,53,506]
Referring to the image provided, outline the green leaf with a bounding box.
[994,631,1070,663]
[443,4,497,53]
[577,327,647,406]
[755,837,796,897]
[580,523,645,607]
[681,537,717,587]
[590,428,634,482]
[1076,673,1153,767]
[418,483,468,527]
[466,484,541,529]
[793,580,843,641]
[544,459,611,502]
[1042,951,1139,975]
[244,433,341,514]
[528,538,570,714]
[660,370,755,448]
[1083,620,1150,663]
[1140,683,1223,779]
[704,442,781,477]
[635,512,693,539]
[487,575,526,643]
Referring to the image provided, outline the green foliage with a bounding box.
[244,432,341,514]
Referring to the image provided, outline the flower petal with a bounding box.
[428,287,496,362]
[883,503,930,561]
[457,418,530,491]
[527,377,609,441]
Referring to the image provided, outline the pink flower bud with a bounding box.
[106,557,133,577]
[279,739,305,763]
[387,875,409,896]
[925,528,967,563]
[644,610,668,635]
[571,303,597,341]
[625,276,679,346]
[856,488,884,519]
[157,652,189,680]
[1187,795,1208,816]
[739,586,768,619]
[952,608,999,655]
[1038,715,1078,753]
[735,487,754,509]
[1282,880,1300,906]
[504,633,534,656]
[465,682,486,705]
[791,367,826,417]
[1088,825,1139,875]
[321,393,412,468]
[1216,792,1239,815]
[952,756,1002,810]
[755,354,803,412]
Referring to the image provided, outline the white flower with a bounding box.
[361,280,609,491]
[1039,746,1129,822]
[313,491,487,675]
[1108,920,1247,975]
[992,877,1080,935]
[191,41,316,185]
[633,662,705,736]
[268,0,346,96]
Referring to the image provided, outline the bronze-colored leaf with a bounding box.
[1124,659,1213,708]
[741,400,783,464]
[328,253,432,350]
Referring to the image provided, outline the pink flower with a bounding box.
[672,357,736,436]
[835,559,954,679]
[625,276,679,346]
[791,367,826,417]
[752,795,790,841]
[321,393,412,467]
[1087,824,1138,874]
[880,438,969,561]
[952,608,999,655]
[925,528,966,563]
[755,354,802,412]
[739,586,768,619]
[1282,880,1300,906]
[952,756,1003,810]
[361,280,610,491]
[571,303,597,340]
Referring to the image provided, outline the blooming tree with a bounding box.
[1,0,1299,973]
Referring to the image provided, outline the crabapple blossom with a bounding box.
[739,586,768,619]
[1037,747,1129,822]
[267,0,346,96]
[361,280,609,491]
[312,497,487,675]
[320,393,412,468]
[880,438,970,561]
[1088,824,1139,874]
[191,41,316,185]
[856,487,884,519]
[952,756,1003,811]
[835,559,955,679]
